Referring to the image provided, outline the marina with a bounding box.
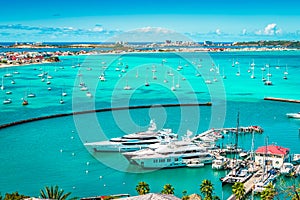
[0,50,300,199]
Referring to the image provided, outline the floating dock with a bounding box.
[264,97,300,103]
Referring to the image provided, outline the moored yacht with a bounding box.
[286,112,300,119]
[84,120,178,152]
[125,135,214,169]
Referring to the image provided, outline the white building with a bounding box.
[255,145,290,169]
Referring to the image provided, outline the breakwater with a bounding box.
[264,97,300,103]
[0,102,212,129]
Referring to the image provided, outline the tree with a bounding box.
[200,179,214,200]
[40,185,77,200]
[232,182,245,200]
[135,181,150,195]
[260,183,276,200]
[181,190,189,200]
[161,184,175,195]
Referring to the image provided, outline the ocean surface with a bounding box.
[0,51,300,199]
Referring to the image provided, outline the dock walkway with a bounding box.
[227,170,263,200]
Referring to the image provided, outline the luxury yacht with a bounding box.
[84,120,178,152]
[124,133,214,169]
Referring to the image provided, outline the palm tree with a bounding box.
[135,181,150,195]
[232,182,245,200]
[40,185,77,200]
[181,190,189,200]
[161,184,175,195]
[260,183,276,200]
[200,179,214,200]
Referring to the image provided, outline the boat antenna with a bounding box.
[235,111,240,157]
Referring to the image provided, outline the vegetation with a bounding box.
[233,40,300,48]
[135,181,150,195]
[200,179,214,200]
[40,185,77,200]
[232,182,245,200]
[1,192,29,200]
[161,184,175,195]
[260,183,276,200]
[181,190,189,200]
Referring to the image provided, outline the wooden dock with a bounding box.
[264,97,300,103]
[227,170,264,200]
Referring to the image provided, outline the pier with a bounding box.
[227,170,264,200]
[192,126,263,141]
[264,97,300,103]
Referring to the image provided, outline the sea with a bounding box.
[0,49,300,199]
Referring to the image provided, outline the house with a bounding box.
[255,145,290,169]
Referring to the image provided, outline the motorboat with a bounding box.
[253,169,278,193]
[3,98,12,104]
[212,157,228,170]
[286,112,300,119]
[220,167,252,184]
[84,120,178,152]
[280,162,294,175]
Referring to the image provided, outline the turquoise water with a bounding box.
[0,51,300,199]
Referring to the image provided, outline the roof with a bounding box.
[255,145,289,156]
[121,193,181,200]
[188,193,202,200]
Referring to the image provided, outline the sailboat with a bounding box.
[236,63,240,76]
[123,79,131,90]
[1,76,4,90]
[171,76,176,91]
[3,92,12,104]
[264,67,272,85]
[250,60,255,79]
[222,66,227,79]
[22,92,28,105]
[176,76,180,88]
[283,64,288,79]
[145,73,150,87]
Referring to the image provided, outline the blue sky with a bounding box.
[0,0,300,42]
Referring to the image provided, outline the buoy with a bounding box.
[71,136,74,139]
[72,152,75,156]
[85,170,89,174]
[103,184,106,187]
[60,149,63,153]
[72,186,76,189]
[86,162,90,165]
[99,176,102,179]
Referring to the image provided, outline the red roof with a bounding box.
[255,145,289,156]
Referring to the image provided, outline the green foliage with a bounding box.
[161,184,175,195]
[135,181,150,195]
[181,190,189,200]
[3,191,29,200]
[40,185,77,200]
[260,183,276,200]
[232,182,245,200]
[200,179,214,200]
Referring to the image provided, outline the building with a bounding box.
[255,145,290,169]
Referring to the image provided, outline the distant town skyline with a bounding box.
[1,0,299,42]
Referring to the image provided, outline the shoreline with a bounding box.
[1,47,300,69]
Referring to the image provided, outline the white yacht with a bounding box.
[84,120,178,152]
[125,134,214,169]
[286,112,300,119]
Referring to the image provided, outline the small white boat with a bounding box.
[286,112,300,119]
[3,98,12,104]
[212,157,227,170]
[292,154,300,164]
[186,159,205,168]
[27,93,36,98]
[86,92,93,98]
[280,162,294,175]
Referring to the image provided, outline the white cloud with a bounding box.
[135,26,175,34]
[254,23,282,36]
[215,29,221,35]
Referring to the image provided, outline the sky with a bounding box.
[0,0,300,42]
